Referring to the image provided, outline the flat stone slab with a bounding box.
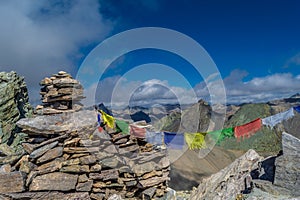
[0,171,25,193]
[17,110,96,135]
[29,172,78,191]
[2,192,90,200]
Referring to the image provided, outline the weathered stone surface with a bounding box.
[0,154,22,165]
[118,144,139,155]
[90,169,119,181]
[0,164,11,173]
[142,170,163,179]
[29,172,78,191]
[132,161,159,176]
[35,158,63,175]
[0,71,32,145]
[104,144,118,154]
[100,156,119,169]
[138,176,169,188]
[90,164,102,172]
[19,160,36,174]
[107,194,123,200]
[76,180,93,192]
[79,155,97,165]
[0,144,15,156]
[2,192,90,200]
[29,141,58,159]
[0,171,25,193]
[90,193,105,200]
[62,158,80,166]
[17,110,96,135]
[63,146,99,154]
[252,179,293,196]
[190,149,263,200]
[142,187,157,199]
[95,151,113,160]
[36,146,63,163]
[273,132,300,196]
[60,165,89,173]
[78,174,89,183]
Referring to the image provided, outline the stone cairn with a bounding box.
[36,71,85,115]
[0,72,170,200]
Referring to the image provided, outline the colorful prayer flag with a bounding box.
[208,127,234,144]
[129,124,146,138]
[234,118,262,139]
[262,108,294,128]
[184,132,207,150]
[163,132,184,149]
[293,105,300,113]
[100,110,115,129]
[115,119,129,135]
[146,131,163,145]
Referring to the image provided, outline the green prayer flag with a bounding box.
[115,119,129,135]
[208,127,234,144]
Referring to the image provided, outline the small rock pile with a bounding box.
[36,71,85,115]
[0,71,32,149]
[0,109,170,200]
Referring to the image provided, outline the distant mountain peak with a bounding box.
[290,93,300,98]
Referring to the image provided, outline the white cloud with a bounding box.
[196,70,300,104]
[84,69,300,108]
[0,0,112,104]
[284,52,300,68]
[83,76,198,108]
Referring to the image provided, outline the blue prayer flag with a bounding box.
[163,132,184,149]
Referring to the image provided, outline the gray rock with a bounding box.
[0,71,32,146]
[60,165,89,173]
[100,156,119,169]
[29,172,78,191]
[273,132,300,196]
[0,171,25,193]
[2,192,90,200]
[76,180,93,192]
[36,146,63,163]
[79,155,97,165]
[0,164,11,173]
[17,110,96,136]
[78,174,89,183]
[190,149,263,200]
[29,141,58,159]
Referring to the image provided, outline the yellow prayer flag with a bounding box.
[100,110,115,129]
[184,132,207,150]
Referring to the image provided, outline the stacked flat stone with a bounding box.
[0,110,170,200]
[37,71,85,115]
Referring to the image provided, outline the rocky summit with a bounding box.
[190,132,300,200]
[0,108,171,200]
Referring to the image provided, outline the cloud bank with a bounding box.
[84,70,300,108]
[0,0,112,104]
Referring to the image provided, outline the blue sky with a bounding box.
[97,0,300,80]
[0,0,300,107]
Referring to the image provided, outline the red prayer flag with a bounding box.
[129,124,146,138]
[234,118,262,140]
[98,126,103,132]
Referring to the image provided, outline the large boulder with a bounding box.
[190,149,263,200]
[273,132,300,196]
[0,71,32,148]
